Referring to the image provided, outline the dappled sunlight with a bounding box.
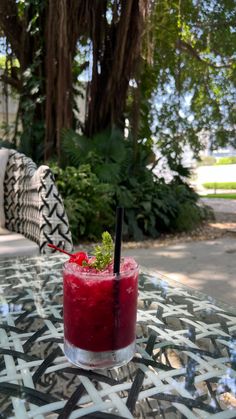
[152,249,188,259]
[209,221,236,231]
[157,270,236,310]
[124,236,236,306]
[193,270,227,280]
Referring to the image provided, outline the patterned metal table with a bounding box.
[0,254,235,418]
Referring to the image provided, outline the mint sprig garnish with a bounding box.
[87,231,114,270]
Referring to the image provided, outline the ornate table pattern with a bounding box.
[0,254,235,418]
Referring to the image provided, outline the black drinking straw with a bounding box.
[113,207,124,275]
[112,207,124,349]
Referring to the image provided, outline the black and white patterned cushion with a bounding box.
[3,150,73,254]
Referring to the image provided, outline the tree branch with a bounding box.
[176,39,232,69]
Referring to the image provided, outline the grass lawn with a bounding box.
[200,193,236,199]
[203,182,236,189]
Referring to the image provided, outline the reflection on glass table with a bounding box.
[0,254,235,418]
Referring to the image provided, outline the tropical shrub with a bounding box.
[161,182,204,232]
[50,164,114,242]
[50,128,206,242]
[171,202,201,232]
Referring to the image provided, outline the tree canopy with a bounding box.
[138,0,236,170]
[0,0,235,164]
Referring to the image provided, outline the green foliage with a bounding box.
[61,127,128,169]
[2,2,221,241]
[54,128,205,242]
[164,182,204,232]
[50,164,114,242]
[203,182,236,190]
[19,51,45,163]
[171,202,201,232]
[139,0,236,163]
[89,232,114,270]
[0,1,46,163]
[215,157,236,165]
[1,0,236,169]
[122,177,208,237]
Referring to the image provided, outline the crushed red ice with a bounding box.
[68,256,137,274]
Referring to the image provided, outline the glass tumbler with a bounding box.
[63,258,139,369]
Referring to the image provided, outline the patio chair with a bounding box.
[0,148,73,257]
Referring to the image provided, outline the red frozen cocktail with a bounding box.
[63,256,138,369]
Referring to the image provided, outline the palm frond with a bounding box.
[61,129,91,167]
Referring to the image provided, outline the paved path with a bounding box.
[75,199,236,307]
[201,197,236,213]
[124,199,236,308]
[123,237,236,307]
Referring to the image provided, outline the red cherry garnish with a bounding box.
[69,252,89,266]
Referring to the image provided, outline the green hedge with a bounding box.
[215,157,236,165]
[203,182,236,190]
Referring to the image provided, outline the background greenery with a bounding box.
[202,193,236,199]
[50,129,208,243]
[203,182,236,190]
[215,157,236,165]
[0,1,235,242]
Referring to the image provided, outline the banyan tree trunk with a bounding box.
[44,0,147,153]
[84,0,147,138]
[44,0,80,161]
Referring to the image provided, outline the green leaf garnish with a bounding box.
[91,231,114,270]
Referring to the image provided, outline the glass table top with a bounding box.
[0,254,235,418]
